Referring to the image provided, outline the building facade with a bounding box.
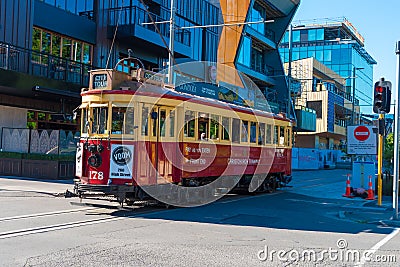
[279,17,376,117]
[0,0,299,136]
[285,57,357,150]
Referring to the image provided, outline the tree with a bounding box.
[384,133,394,170]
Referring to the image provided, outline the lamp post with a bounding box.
[351,66,364,125]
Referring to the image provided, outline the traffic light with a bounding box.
[373,79,392,114]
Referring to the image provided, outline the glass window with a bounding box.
[52,35,61,57]
[324,50,332,61]
[210,115,220,140]
[273,125,278,144]
[232,118,240,143]
[292,31,300,42]
[222,117,230,141]
[111,107,126,134]
[81,108,88,134]
[141,106,149,136]
[237,36,251,67]
[308,29,316,41]
[83,44,92,64]
[159,109,166,137]
[241,120,248,143]
[258,123,265,145]
[266,124,272,144]
[184,110,195,138]
[316,29,324,40]
[316,50,323,61]
[169,110,175,137]
[72,41,82,62]
[92,107,108,134]
[250,3,265,34]
[62,38,72,59]
[286,128,291,147]
[279,126,285,146]
[125,107,135,134]
[56,0,66,10]
[66,0,76,13]
[198,113,209,140]
[250,122,256,143]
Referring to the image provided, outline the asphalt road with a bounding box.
[0,170,399,266]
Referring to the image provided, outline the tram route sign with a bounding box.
[347,125,377,155]
[109,144,134,179]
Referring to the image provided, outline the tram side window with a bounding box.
[92,107,108,134]
[266,124,272,144]
[159,109,166,137]
[273,125,279,144]
[198,113,209,140]
[232,118,240,143]
[222,117,230,141]
[184,110,195,138]
[286,128,291,147]
[258,123,265,145]
[241,120,248,143]
[169,110,175,137]
[81,108,88,134]
[141,106,149,136]
[250,122,257,143]
[280,126,285,146]
[210,114,220,140]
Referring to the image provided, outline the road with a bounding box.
[0,170,399,266]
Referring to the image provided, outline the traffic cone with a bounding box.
[365,175,375,200]
[342,174,354,198]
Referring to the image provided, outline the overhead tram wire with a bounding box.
[106,0,124,69]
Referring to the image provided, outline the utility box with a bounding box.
[352,161,375,189]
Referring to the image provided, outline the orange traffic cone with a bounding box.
[343,174,354,198]
[365,175,375,200]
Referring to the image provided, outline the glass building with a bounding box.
[279,18,376,115]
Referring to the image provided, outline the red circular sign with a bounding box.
[354,126,370,142]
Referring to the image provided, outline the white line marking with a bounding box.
[354,227,400,266]
[0,207,98,222]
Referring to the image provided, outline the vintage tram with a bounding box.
[74,66,292,206]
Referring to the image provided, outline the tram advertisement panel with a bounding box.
[75,143,83,177]
[109,144,134,179]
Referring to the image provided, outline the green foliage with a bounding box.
[384,133,394,165]
[0,151,23,159]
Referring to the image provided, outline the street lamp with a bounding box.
[351,66,364,125]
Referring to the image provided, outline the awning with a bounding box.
[79,103,89,109]
[90,103,108,108]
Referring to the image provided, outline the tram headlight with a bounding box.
[88,144,97,153]
[97,144,104,153]
[88,154,102,168]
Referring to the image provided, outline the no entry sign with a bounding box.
[347,126,377,155]
[354,126,370,142]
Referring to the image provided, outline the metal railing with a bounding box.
[0,41,93,86]
[107,6,191,46]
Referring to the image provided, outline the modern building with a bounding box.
[285,57,357,150]
[0,0,299,136]
[279,17,377,118]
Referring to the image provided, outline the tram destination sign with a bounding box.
[347,125,377,155]
[93,73,108,90]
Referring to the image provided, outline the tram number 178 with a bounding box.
[89,171,104,180]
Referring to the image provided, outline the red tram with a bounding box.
[74,67,292,206]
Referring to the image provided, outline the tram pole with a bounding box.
[167,0,176,84]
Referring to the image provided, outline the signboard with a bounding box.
[347,126,377,155]
[75,143,83,177]
[109,144,134,179]
[93,73,108,89]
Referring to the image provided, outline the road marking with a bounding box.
[0,207,98,222]
[354,227,400,266]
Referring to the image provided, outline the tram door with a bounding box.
[150,106,174,184]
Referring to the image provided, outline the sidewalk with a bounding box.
[0,176,73,196]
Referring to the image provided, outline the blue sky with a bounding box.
[293,0,400,87]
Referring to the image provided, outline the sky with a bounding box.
[293,0,400,90]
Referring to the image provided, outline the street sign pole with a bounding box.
[393,41,400,219]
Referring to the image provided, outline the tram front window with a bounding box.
[92,107,108,134]
[81,108,88,134]
[111,107,135,134]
